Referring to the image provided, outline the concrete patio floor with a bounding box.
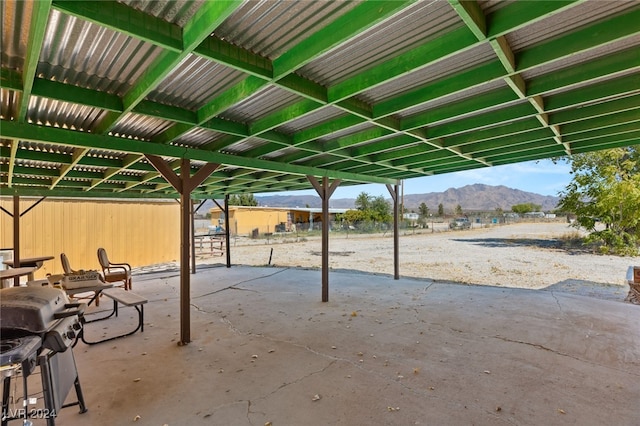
[54,265,639,426]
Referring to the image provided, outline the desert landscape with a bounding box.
[198,221,639,302]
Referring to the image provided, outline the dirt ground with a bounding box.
[198,222,638,303]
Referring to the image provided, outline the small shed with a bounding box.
[210,206,348,236]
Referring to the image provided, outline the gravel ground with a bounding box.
[195,222,639,303]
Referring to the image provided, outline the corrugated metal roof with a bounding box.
[20,141,75,156]
[478,0,516,14]
[397,78,509,122]
[214,0,361,60]
[0,88,20,120]
[174,127,227,149]
[219,84,302,123]
[1,0,33,70]
[39,10,164,97]
[300,1,462,86]
[521,35,640,81]
[317,122,377,143]
[27,96,105,131]
[276,106,346,134]
[110,113,174,141]
[120,0,205,27]
[357,42,498,105]
[507,1,637,52]
[148,54,247,111]
[221,137,271,155]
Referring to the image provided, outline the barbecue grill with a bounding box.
[1,286,88,425]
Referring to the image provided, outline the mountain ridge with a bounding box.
[200,184,560,212]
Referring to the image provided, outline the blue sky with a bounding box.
[263,159,573,199]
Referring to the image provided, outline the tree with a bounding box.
[229,193,258,206]
[418,202,429,218]
[339,192,391,231]
[438,203,444,216]
[454,204,463,216]
[558,147,640,255]
[512,203,542,214]
[355,192,371,211]
[370,195,392,222]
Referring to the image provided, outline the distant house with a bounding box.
[209,205,348,236]
[523,211,546,218]
[403,213,419,221]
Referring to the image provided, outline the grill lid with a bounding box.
[0,286,71,334]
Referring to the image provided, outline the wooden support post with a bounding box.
[190,200,196,274]
[12,196,20,287]
[146,155,219,345]
[179,160,191,344]
[225,194,231,268]
[386,183,400,280]
[308,175,341,302]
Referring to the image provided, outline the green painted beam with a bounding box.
[0,185,180,199]
[545,74,640,112]
[400,88,519,130]
[272,1,411,79]
[328,26,478,102]
[133,101,198,125]
[486,1,581,38]
[276,74,328,103]
[449,0,486,40]
[249,99,324,135]
[445,118,546,148]
[94,1,244,134]
[561,109,640,135]
[527,47,640,97]
[570,138,640,154]
[0,68,23,91]
[17,0,52,122]
[197,76,268,124]
[472,138,558,158]
[426,103,538,139]
[52,0,182,52]
[486,146,566,166]
[563,121,640,144]
[194,36,272,79]
[293,115,368,144]
[550,95,640,126]
[517,9,640,72]
[182,1,242,50]
[373,60,506,118]
[349,135,421,158]
[1,121,396,185]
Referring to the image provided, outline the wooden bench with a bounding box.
[78,288,148,345]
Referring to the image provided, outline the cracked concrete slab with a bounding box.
[54,266,639,425]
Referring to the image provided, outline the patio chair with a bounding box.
[97,248,132,290]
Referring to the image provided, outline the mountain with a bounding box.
[198,184,559,213]
[399,184,559,211]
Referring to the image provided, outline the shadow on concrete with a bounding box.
[452,237,594,255]
[543,278,629,302]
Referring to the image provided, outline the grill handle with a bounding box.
[53,303,87,319]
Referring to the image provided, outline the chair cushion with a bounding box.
[105,271,130,281]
